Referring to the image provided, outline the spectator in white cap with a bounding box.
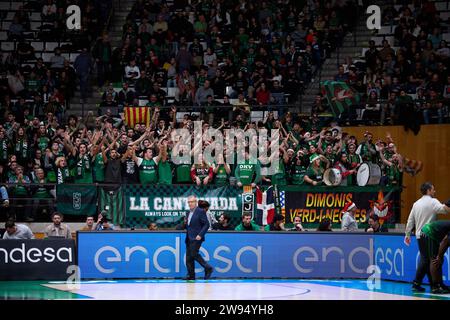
[341,201,358,232]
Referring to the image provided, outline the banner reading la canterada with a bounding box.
[281,186,401,225]
[124,185,244,227]
[123,185,401,228]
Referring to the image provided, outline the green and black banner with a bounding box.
[99,187,125,226]
[123,185,245,228]
[56,184,97,216]
[55,183,401,229]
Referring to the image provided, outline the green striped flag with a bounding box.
[322,80,360,117]
[99,187,125,226]
[56,184,98,215]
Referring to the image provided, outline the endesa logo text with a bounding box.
[94,237,262,274]
[77,232,374,279]
[374,235,450,284]
[0,243,73,264]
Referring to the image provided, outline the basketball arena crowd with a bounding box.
[0,0,448,232]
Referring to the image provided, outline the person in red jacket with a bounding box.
[191,154,213,186]
[334,152,357,186]
[256,82,271,105]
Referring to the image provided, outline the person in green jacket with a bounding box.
[235,213,260,231]
[420,219,450,294]
[234,150,261,187]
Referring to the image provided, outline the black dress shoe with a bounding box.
[439,284,450,294]
[431,286,446,294]
[412,281,425,292]
[204,267,213,280]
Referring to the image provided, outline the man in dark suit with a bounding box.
[185,195,213,280]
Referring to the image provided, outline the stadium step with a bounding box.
[66,103,97,113]
[299,6,376,112]
[115,11,129,18]
[69,0,130,115]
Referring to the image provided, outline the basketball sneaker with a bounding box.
[412,281,425,292]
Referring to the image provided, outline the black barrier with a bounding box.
[0,239,76,280]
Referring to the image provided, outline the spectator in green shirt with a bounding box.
[194,14,208,38]
[304,153,329,186]
[0,129,11,165]
[36,125,51,152]
[379,147,403,187]
[7,165,30,221]
[50,156,72,184]
[31,167,54,221]
[235,150,261,187]
[235,213,260,231]
[356,131,377,163]
[69,142,94,184]
[290,151,308,185]
[213,153,231,185]
[173,144,193,184]
[92,144,105,183]
[133,145,162,185]
[158,141,172,184]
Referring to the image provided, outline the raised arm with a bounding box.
[279,123,289,138]
[101,145,108,163]
[129,129,149,147]
[62,132,76,156]
[280,145,290,164]
[334,137,343,153]
[170,106,177,128]
[317,130,325,154]
[154,139,166,164]
[289,132,299,145]
[151,107,160,128]
[131,146,140,164]
[320,154,330,169]
[378,148,393,167]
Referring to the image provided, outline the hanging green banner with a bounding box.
[124,185,246,228]
[56,184,97,216]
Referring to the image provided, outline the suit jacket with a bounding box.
[185,207,209,243]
